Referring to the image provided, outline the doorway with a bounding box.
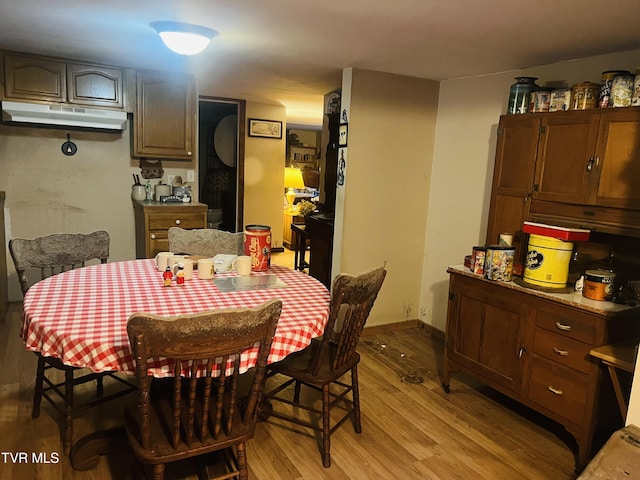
[198,97,246,232]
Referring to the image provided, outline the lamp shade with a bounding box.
[152,21,217,55]
[284,167,305,190]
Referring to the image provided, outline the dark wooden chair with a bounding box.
[263,265,386,467]
[167,227,244,257]
[9,231,137,454]
[125,299,282,480]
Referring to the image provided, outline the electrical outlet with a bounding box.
[187,169,195,182]
[167,175,175,185]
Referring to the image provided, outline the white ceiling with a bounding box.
[1,0,639,126]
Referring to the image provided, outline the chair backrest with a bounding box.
[312,265,386,375]
[167,227,244,257]
[9,230,110,295]
[127,299,282,451]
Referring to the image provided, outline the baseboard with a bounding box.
[362,319,445,341]
[271,247,285,253]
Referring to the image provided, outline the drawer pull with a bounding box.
[555,322,571,331]
[150,233,156,239]
[552,347,569,356]
[548,386,564,395]
[175,219,181,225]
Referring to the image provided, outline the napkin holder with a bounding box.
[213,254,237,274]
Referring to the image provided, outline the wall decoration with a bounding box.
[248,118,283,139]
[337,149,346,186]
[139,159,164,179]
[338,123,348,147]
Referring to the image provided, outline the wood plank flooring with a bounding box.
[0,299,577,479]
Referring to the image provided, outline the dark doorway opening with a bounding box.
[198,97,246,232]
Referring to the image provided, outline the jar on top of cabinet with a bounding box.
[570,82,599,110]
[507,77,539,114]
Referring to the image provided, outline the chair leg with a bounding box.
[63,369,74,455]
[96,374,104,397]
[237,442,248,480]
[153,463,165,480]
[293,380,301,404]
[322,384,331,468]
[351,366,362,433]
[32,355,46,419]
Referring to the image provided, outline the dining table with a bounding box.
[21,258,331,469]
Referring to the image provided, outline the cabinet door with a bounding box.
[67,62,124,108]
[447,275,529,393]
[486,115,540,258]
[592,109,640,210]
[3,53,66,102]
[133,71,196,160]
[533,111,599,205]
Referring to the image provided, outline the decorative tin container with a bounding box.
[243,224,271,272]
[483,245,515,282]
[529,88,552,112]
[598,70,630,108]
[570,82,599,110]
[610,73,634,107]
[632,74,640,107]
[582,269,616,301]
[549,88,571,112]
[471,246,486,275]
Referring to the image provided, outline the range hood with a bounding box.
[1,101,128,130]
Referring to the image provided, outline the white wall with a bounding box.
[334,68,439,327]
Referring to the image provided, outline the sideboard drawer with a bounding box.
[528,356,589,426]
[533,328,593,374]
[148,213,205,230]
[536,308,597,345]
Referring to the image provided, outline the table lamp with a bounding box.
[284,167,305,211]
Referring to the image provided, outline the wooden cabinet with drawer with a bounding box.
[443,267,640,472]
[133,201,207,258]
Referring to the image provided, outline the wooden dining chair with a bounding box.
[9,231,137,454]
[125,299,282,480]
[263,265,386,467]
[167,226,244,258]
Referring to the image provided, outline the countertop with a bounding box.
[133,200,207,208]
[448,264,639,317]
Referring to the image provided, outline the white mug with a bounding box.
[233,255,252,276]
[197,258,214,279]
[173,258,194,280]
[155,251,174,272]
[169,255,186,268]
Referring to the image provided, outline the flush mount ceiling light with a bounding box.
[152,21,217,55]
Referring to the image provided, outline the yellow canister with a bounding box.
[582,270,616,301]
[524,234,573,288]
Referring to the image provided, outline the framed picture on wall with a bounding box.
[338,123,348,147]
[248,118,283,139]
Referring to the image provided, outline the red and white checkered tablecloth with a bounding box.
[21,260,330,377]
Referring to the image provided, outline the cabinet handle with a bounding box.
[553,347,569,356]
[555,321,571,331]
[586,157,596,172]
[548,386,564,395]
[175,219,181,225]
[150,233,156,239]
[518,345,527,359]
[187,151,192,156]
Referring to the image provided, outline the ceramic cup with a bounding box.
[169,255,186,268]
[155,252,174,272]
[172,258,193,280]
[233,255,252,276]
[197,258,214,279]
[131,184,146,201]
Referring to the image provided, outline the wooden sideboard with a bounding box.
[443,266,640,471]
[133,201,207,259]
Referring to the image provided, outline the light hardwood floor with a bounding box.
[0,251,578,479]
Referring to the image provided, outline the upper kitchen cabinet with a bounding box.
[486,114,541,259]
[132,70,196,161]
[2,52,124,109]
[533,108,640,210]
